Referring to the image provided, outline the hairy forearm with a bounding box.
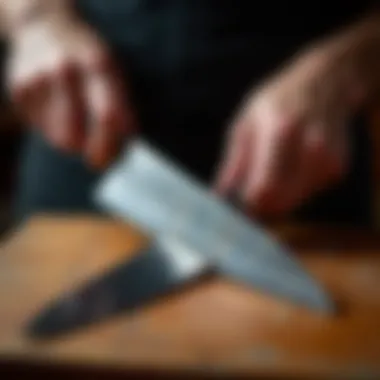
[0,0,75,38]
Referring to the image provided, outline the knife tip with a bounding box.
[302,285,336,316]
[25,308,72,340]
[25,315,53,339]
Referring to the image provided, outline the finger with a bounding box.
[31,76,52,129]
[322,126,349,188]
[311,106,349,189]
[107,64,137,135]
[83,51,136,134]
[47,62,85,151]
[276,125,327,214]
[25,75,50,127]
[10,74,50,127]
[307,85,350,186]
[214,120,252,195]
[84,71,127,168]
[243,119,300,215]
[284,121,349,214]
[326,108,350,182]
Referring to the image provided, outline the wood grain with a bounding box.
[0,216,379,379]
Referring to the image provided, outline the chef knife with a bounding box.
[94,139,334,312]
[27,139,334,338]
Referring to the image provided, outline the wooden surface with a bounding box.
[0,216,380,379]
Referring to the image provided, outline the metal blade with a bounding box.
[28,237,211,338]
[94,139,334,313]
[215,232,334,312]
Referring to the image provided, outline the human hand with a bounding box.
[6,14,135,168]
[215,43,365,217]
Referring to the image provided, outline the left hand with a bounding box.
[215,42,364,217]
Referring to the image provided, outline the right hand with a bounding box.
[6,15,135,168]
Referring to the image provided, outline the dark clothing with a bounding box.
[14,1,376,224]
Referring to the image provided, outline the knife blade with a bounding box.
[94,139,334,313]
[28,236,211,338]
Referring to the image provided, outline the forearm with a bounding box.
[0,0,76,39]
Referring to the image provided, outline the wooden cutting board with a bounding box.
[0,215,380,379]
